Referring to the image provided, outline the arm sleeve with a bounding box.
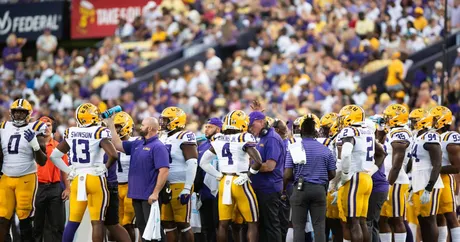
[264,137,282,162]
[153,144,170,170]
[341,141,354,174]
[185,158,198,190]
[50,148,71,173]
[122,141,134,156]
[199,150,222,178]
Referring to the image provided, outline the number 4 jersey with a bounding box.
[211,132,257,174]
[411,131,444,193]
[65,126,111,169]
[0,120,47,176]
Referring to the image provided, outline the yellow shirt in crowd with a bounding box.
[413,17,428,31]
[386,59,404,87]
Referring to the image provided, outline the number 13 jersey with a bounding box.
[64,126,111,169]
[211,132,257,174]
[0,120,47,177]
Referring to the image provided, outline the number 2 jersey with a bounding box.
[383,127,412,184]
[0,120,47,176]
[411,131,443,192]
[65,126,111,169]
[161,130,197,184]
[211,132,257,174]
[338,125,375,175]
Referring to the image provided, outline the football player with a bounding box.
[50,103,119,242]
[199,110,263,242]
[378,104,412,242]
[105,112,136,242]
[159,107,198,242]
[408,108,443,242]
[0,99,48,242]
[336,105,386,242]
[429,106,460,242]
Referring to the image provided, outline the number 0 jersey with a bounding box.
[64,126,111,169]
[160,130,197,184]
[411,131,444,192]
[117,136,138,183]
[338,125,376,175]
[211,132,257,174]
[440,131,460,167]
[0,120,47,176]
[383,127,412,184]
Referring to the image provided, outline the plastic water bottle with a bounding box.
[101,105,122,119]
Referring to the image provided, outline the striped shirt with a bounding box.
[285,138,336,185]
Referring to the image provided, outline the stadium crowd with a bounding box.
[0,0,459,134]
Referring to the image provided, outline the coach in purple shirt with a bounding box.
[108,117,169,241]
[284,115,336,242]
[248,111,286,242]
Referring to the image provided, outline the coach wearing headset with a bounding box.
[248,111,286,242]
[33,116,70,242]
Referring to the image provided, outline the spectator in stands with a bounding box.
[168,69,187,95]
[413,7,428,31]
[36,28,57,65]
[205,48,222,78]
[2,34,24,72]
[406,28,426,53]
[451,0,460,32]
[455,48,460,67]
[385,52,405,92]
[101,75,129,101]
[356,12,375,38]
[115,18,134,41]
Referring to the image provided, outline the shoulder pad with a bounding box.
[443,131,460,143]
[0,121,6,129]
[95,127,111,139]
[341,127,360,138]
[390,129,411,141]
[32,120,46,132]
[240,132,256,143]
[177,131,196,143]
[421,132,440,143]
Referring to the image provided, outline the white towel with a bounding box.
[143,201,161,241]
[190,193,201,233]
[203,174,219,197]
[304,211,313,233]
[288,141,307,164]
[222,175,233,205]
[77,174,87,201]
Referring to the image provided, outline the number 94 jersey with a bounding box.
[65,126,111,168]
[0,120,47,177]
[339,126,375,174]
[211,132,257,174]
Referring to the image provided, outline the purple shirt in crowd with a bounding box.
[285,138,336,185]
[123,135,170,200]
[2,47,21,70]
[251,128,286,193]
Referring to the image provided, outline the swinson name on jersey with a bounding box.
[71,131,93,139]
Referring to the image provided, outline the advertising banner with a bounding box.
[71,0,151,39]
[0,2,67,42]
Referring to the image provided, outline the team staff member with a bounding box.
[108,117,169,242]
[284,114,336,242]
[248,111,286,242]
[33,116,70,242]
[196,118,222,242]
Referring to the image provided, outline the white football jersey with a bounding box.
[339,125,376,175]
[65,126,111,169]
[383,127,412,184]
[211,132,257,174]
[440,131,460,167]
[411,130,444,192]
[161,130,197,184]
[117,136,138,183]
[0,120,47,176]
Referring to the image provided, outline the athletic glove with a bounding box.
[420,190,431,204]
[233,173,250,186]
[24,129,40,151]
[331,191,338,205]
[178,188,191,205]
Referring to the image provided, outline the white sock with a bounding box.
[438,226,448,242]
[379,233,392,242]
[343,240,351,242]
[394,232,407,242]
[409,223,418,241]
[286,228,293,242]
[450,227,460,242]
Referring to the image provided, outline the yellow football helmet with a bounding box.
[160,107,186,131]
[383,104,409,128]
[310,113,321,130]
[223,110,249,132]
[338,105,365,129]
[329,121,339,137]
[10,99,33,126]
[320,112,338,128]
[114,111,134,138]
[409,108,432,131]
[75,103,102,127]
[429,106,453,130]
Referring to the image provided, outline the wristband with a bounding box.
[249,167,259,175]
[29,137,40,151]
[425,180,435,192]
